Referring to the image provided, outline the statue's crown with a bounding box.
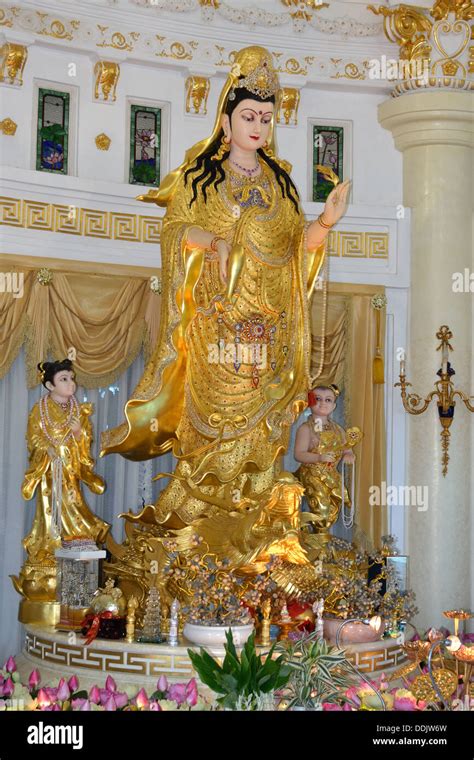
[229,57,279,101]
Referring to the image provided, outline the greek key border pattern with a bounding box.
[24,631,194,677]
[0,196,162,244]
[1,197,388,258]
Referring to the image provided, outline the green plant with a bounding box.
[187,629,291,710]
[275,631,356,709]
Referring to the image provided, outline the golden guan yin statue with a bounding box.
[12,359,109,625]
[100,46,351,609]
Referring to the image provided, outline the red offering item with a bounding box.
[287,600,315,632]
[81,612,126,645]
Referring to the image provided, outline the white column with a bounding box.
[379,91,473,631]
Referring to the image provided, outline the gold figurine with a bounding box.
[294,384,363,556]
[11,359,109,625]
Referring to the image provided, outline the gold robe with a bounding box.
[21,400,109,563]
[101,158,327,525]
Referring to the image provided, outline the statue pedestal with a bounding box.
[17,624,407,695]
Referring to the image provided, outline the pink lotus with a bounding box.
[1,677,14,698]
[37,688,53,708]
[323,703,344,711]
[80,700,91,711]
[168,682,186,705]
[156,675,168,692]
[4,656,16,674]
[149,700,162,711]
[71,698,88,710]
[185,678,198,707]
[135,688,149,710]
[104,695,117,711]
[392,688,426,711]
[56,678,70,702]
[28,670,41,690]
[105,675,117,693]
[68,675,79,693]
[89,685,101,704]
[114,692,129,709]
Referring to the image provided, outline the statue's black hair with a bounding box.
[183,86,300,214]
[38,359,74,388]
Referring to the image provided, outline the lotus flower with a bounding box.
[104,695,117,711]
[168,682,186,705]
[135,688,149,710]
[80,699,91,711]
[149,700,162,711]
[56,678,70,702]
[105,675,117,693]
[156,675,168,693]
[89,685,101,704]
[1,677,14,698]
[392,688,426,711]
[185,678,198,707]
[114,692,128,709]
[71,698,87,710]
[68,675,79,693]
[37,688,52,708]
[28,670,41,691]
[4,656,17,674]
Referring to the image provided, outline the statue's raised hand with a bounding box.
[321,179,351,227]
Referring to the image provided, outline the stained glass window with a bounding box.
[129,105,161,186]
[312,125,344,203]
[36,88,70,174]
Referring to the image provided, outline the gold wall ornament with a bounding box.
[276,87,300,125]
[332,62,368,80]
[95,132,111,150]
[94,60,120,102]
[0,117,17,135]
[395,325,474,477]
[36,267,53,285]
[156,36,197,61]
[431,0,474,22]
[97,26,141,52]
[368,1,473,95]
[199,0,220,7]
[36,13,80,41]
[185,75,210,115]
[150,275,162,294]
[0,42,28,86]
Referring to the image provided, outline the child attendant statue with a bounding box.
[11,359,109,624]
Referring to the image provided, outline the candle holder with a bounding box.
[443,609,472,638]
[395,326,474,476]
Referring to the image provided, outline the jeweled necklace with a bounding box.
[39,393,80,445]
[229,157,260,177]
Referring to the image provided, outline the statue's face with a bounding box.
[47,370,76,399]
[310,389,337,417]
[222,99,274,152]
